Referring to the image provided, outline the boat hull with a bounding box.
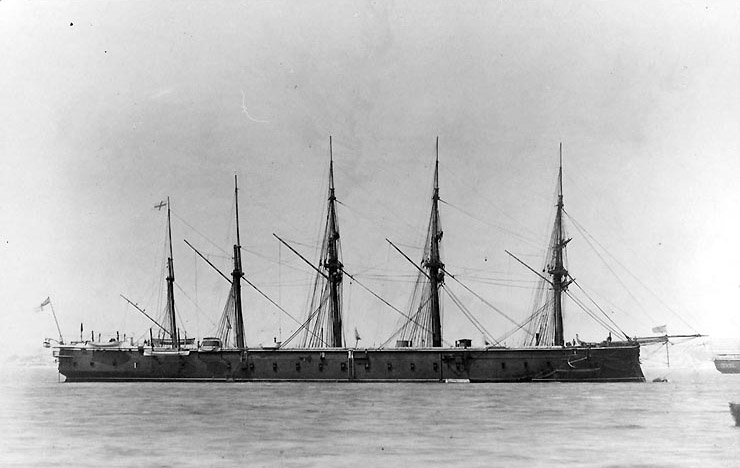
[714,355,740,374]
[55,344,644,383]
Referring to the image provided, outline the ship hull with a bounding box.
[714,355,740,374]
[55,344,644,383]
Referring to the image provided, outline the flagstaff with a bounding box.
[40,297,64,345]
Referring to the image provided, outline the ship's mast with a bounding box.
[291,137,345,349]
[548,144,567,347]
[232,175,246,349]
[426,137,444,347]
[165,197,179,349]
[325,136,343,347]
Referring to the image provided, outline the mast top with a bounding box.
[234,174,241,248]
[166,196,174,264]
[559,141,562,161]
[328,136,336,200]
[558,142,563,203]
[433,136,440,196]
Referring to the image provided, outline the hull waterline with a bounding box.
[55,343,644,383]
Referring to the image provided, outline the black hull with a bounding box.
[714,356,740,374]
[55,344,644,383]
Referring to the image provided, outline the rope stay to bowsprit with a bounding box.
[564,209,702,336]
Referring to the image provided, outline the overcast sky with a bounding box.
[2,1,739,361]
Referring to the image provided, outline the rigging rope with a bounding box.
[563,210,657,324]
[442,286,499,345]
[281,301,326,348]
[239,274,330,348]
[497,299,550,345]
[380,293,454,348]
[174,282,218,330]
[565,291,624,339]
[565,210,700,334]
[342,269,448,349]
[170,210,229,257]
[441,266,535,337]
[439,198,541,246]
[571,280,628,339]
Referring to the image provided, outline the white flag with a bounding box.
[652,325,667,334]
[40,297,51,308]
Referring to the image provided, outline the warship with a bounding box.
[49,140,645,383]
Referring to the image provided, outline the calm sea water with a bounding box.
[1,364,738,467]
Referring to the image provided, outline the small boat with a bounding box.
[198,337,223,352]
[444,379,470,384]
[714,354,740,374]
[143,348,191,357]
[729,402,740,426]
[86,340,124,349]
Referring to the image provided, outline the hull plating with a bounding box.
[714,356,740,374]
[56,344,644,383]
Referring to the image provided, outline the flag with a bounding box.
[40,297,50,308]
[652,325,667,334]
[354,327,361,341]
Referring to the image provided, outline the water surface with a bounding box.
[1,365,737,467]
